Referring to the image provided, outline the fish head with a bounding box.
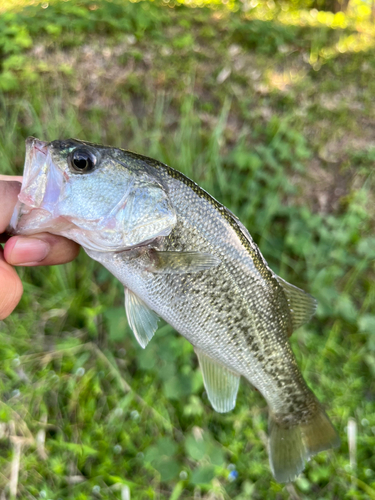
[10,137,177,251]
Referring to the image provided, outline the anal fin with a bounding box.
[195,348,240,413]
[124,288,159,348]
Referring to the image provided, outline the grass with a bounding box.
[0,0,375,498]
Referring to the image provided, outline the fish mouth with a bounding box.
[19,137,50,208]
[26,136,48,156]
[9,137,65,235]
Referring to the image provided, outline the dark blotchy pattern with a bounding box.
[95,147,320,428]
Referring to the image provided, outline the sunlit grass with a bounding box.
[242,1,375,65]
[244,0,374,28]
[0,0,238,12]
[0,0,42,13]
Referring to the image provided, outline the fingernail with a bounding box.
[11,238,50,265]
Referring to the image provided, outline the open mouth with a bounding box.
[18,137,50,208]
[9,137,54,234]
[27,136,48,156]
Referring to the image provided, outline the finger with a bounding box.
[0,175,23,182]
[0,180,22,234]
[4,233,80,267]
[0,247,23,320]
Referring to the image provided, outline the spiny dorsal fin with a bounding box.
[124,288,159,348]
[148,250,221,274]
[195,348,240,413]
[276,276,317,333]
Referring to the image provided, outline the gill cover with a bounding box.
[11,137,177,252]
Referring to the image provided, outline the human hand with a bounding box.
[0,175,80,319]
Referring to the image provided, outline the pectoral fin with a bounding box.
[195,348,240,413]
[276,276,317,333]
[124,288,159,348]
[148,250,221,274]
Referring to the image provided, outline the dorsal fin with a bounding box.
[276,276,317,333]
[195,348,240,413]
[124,288,159,348]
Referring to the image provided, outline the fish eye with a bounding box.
[69,148,97,173]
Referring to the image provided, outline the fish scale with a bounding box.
[93,173,320,413]
[10,136,340,483]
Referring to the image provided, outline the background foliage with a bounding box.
[0,0,375,498]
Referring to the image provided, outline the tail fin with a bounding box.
[269,408,340,483]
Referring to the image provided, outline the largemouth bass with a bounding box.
[10,137,340,482]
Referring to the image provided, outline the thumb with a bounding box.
[0,247,23,320]
[4,233,80,267]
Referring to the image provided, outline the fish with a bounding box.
[10,136,340,483]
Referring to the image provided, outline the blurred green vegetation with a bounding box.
[0,0,375,498]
